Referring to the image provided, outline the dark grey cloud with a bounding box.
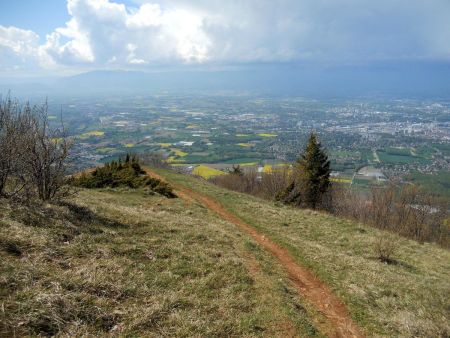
[0,0,449,75]
[169,0,450,63]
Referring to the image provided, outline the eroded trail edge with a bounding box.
[146,169,364,338]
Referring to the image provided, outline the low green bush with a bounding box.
[73,154,176,198]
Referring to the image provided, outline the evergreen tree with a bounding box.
[230,164,243,175]
[279,132,331,209]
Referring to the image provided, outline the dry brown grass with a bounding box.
[0,188,321,337]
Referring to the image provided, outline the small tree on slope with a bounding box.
[278,132,331,209]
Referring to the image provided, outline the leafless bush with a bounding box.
[330,184,365,219]
[139,152,169,169]
[211,167,292,200]
[373,234,399,263]
[370,185,396,230]
[258,167,291,199]
[211,169,258,194]
[0,97,34,198]
[330,182,449,248]
[394,185,448,244]
[22,103,72,201]
[0,95,72,201]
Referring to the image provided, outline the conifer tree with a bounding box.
[278,132,331,209]
[230,164,243,175]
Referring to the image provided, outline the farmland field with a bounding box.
[376,148,430,165]
[192,165,227,179]
[408,170,450,198]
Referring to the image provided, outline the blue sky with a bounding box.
[0,1,69,41]
[1,0,450,77]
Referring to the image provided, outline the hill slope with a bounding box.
[0,188,321,337]
[150,168,450,337]
[1,169,449,337]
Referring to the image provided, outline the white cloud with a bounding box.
[0,0,449,74]
[0,26,39,55]
[43,0,211,66]
[0,0,211,73]
[0,26,40,72]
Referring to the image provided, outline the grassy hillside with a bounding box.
[154,169,450,338]
[0,188,321,337]
[1,169,449,337]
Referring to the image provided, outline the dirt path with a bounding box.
[146,169,365,338]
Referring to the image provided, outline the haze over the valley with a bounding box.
[1,0,450,96]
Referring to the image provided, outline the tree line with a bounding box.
[211,133,449,247]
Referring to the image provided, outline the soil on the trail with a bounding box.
[145,169,365,338]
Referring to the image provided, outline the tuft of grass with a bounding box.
[0,238,23,256]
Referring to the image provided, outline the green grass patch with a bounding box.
[374,146,436,166]
[155,169,450,337]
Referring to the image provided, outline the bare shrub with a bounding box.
[139,152,169,169]
[0,97,32,197]
[22,103,72,201]
[330,182,449,248]
[259,167,291,200]
[211,167,292,200]
[0,95,72,201]
[370,185,396,230]
[394,185,448,244]
[373,234,399,263]
[239,169,259,194]
[211,168,258,194]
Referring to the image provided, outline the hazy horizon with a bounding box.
[1,0,450,98]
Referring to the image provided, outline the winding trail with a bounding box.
[146,169,365,338]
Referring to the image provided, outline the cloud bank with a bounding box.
[1,0,450,75]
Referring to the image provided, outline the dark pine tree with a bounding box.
[230,164,243,176]
[279,132,331,209]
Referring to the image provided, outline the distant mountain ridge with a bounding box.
[1,61,450,97]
